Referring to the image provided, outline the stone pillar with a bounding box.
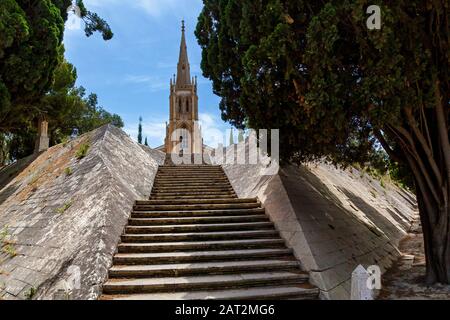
[35,116,49,154]
[351,265,374,300]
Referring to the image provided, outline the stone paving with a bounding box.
[0,127,419,300]
[214,142,418,299]
[0,125,164,300]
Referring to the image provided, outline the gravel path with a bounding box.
[379,220,450,300]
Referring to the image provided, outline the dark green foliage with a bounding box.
[64,167,73,176]
[44,59,124,146]
[144,137,148,147]
[197,0,449,283]
[6,126,35,161]
[0,1,118,164]
[75,142,89,160]
[75,0,113,40]
[238,130,244,143]
[0,0,113,132]
[0,0,65,131]
[0,56,123,164]
[24,287,37,300]
[138,117,143,144]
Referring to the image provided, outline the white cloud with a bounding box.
[199,113,228,148]
[85,0,201,18]
[135,0,176,17]
[124,74,169,92]
[125,75,153,84]
[135,0,202,18]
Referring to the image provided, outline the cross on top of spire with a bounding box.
[176,19,191,88]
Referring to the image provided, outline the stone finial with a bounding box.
[351,265,374,300]
[34,115,50,154]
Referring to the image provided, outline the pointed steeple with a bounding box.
[176,20,191,88]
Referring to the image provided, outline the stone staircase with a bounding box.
[101,164,319,300]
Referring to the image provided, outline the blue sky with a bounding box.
[63,0,230,148]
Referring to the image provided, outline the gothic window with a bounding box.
[180,129,189,150]
[178,99,182,113]
[186,100,189,113]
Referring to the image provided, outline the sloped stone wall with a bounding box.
[0,125,164,300]
[214,143,418,299]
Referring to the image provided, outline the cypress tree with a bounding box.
[137,116,143,144]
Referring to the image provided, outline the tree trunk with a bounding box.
[416,186,450,284]
[389,111,449,283]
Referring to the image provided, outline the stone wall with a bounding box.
[0,125,164,300]
[214,143,418,299]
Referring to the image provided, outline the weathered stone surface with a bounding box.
[0,125,164,300]
[213,142,418,300]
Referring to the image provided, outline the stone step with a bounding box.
[157,167,223,170]
[152,186,234,192]
[117,239,286,253]
[156,170,226,177]
[154,182,230,188]
[159,165,222,168]
[157,170,224,174]
[109,260,301,278]
[125,222,274,234]
[113,248,294,265]
[155,175,228,180]
[151,190,235,196]
[153,189,233,194]
[121,230,279,243]
[153,181,231,189]
[155,179,227,183]
[151,194,235,198]
[136,198,257,206]
[128,214,269,226]
[160,164,221,166]
[155,174,229,181]
[130,208,266,218]
[103,285,319,300]
[158,168,223,171]
[156,173,228,178]
[156,173,225,177]
[125,221,274,234]
[151,190,234,196]
[151,191,236,195]
[102,271,309,294]
[158,166,222,170]
[151,195,236,200]
[153,182,232,187]
[154,182,231,187]
[156,174,225,178]
[156,176,228,179]
[150,194,236,199]
[101,164,318,300]
[133,203,261,212]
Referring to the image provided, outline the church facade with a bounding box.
[157,21,203,155]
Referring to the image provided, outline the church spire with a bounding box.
[176,20,191,88]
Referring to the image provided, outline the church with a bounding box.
[155,21,205,156]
